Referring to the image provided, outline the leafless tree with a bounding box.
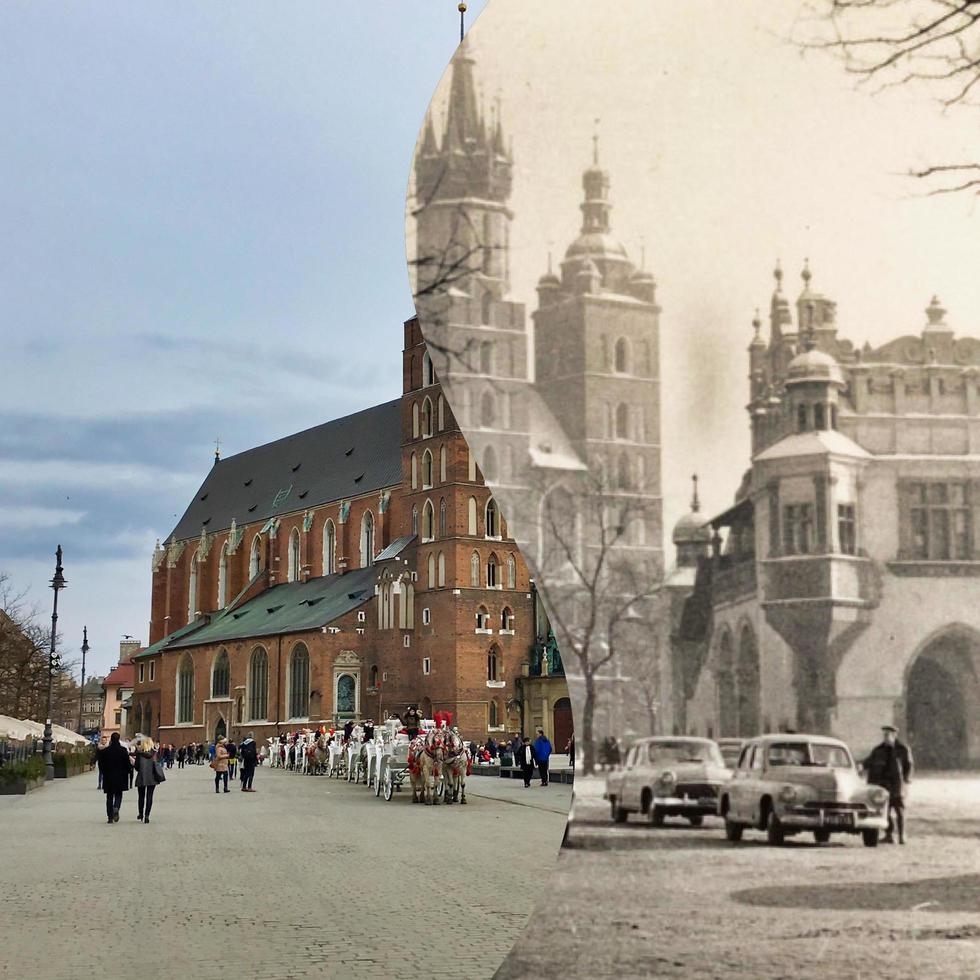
[798,0,980,194]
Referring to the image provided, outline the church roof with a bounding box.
[754,429,872,463]
[169,400,403,542]
[139,565,379,654]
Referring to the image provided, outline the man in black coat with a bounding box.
[864,724,914,844]
[239,732,258,792]
[518,736,536,788]
[97,732,132,824]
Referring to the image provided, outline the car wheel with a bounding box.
[813,829,831,844]
[611,802,628,824]
[687,814,704,828]
[650,806,665,827]
[862,828,879,848]
[724,818,743,842]
[766,810,785,846]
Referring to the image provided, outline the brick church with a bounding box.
[131,319,568,747]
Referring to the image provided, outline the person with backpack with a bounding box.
[239,732,258,792]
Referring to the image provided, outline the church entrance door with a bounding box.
[214,717,227,743]
[553,697,573,751]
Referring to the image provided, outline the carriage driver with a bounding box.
[404,705,421,741]
[362,719,375,742]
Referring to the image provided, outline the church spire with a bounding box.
[443,36,484,153]
[580,134,612,235]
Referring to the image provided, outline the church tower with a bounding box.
[532,144,664,579]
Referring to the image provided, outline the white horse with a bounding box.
[442,729,469,805]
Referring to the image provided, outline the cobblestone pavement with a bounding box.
[0,764,568,980]
[496,775,980,980]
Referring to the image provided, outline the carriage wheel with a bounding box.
[383,769,394,801]
[375,762,385,797]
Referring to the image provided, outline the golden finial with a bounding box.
[458,2,467,43]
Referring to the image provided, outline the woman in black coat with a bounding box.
[97,732,132,824]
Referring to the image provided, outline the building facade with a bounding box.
[133,319,566,747]
[80,677,105,735]
[101,641,138,738]
[668,265,980,767]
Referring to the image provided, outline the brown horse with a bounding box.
[442,730,469,805]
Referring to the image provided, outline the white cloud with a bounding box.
[0,459,197,492]
[0,506,86,529]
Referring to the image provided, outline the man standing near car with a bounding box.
[864,724,913,844]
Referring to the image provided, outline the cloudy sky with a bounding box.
[413,0,980,560]
[1,1,487,677]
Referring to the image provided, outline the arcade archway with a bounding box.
[906,628,980,770]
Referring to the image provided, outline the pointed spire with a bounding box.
[444,35,483,151]
[800,257,812,292]
[691,474,701,513]
[592,118,600,165]
[420,112,438,156]
[773,259,783,294]
[214,437,221,465]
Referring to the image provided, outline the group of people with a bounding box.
[209,734,259,793]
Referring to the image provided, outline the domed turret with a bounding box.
[673,476,712,568]
[785,347,845,388]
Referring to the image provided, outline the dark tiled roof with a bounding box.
[140,566,378,654]
[169,399,403,541]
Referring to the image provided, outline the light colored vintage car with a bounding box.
[718,734,890,847]
[604,737,731,826]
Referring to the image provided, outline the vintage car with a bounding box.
[718,734,889,847]
[604,736,731,826]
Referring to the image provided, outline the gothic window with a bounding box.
[438,395,445,431]
[217,542,229,609]
[501,606,514,630]
[487,553,499,588]
[370,664,379,689]
[643,339,653,376]
[438,551,446,587]
[439,498,447,537]
[422,499,435,540]
[615,403,630,440]
[440,446,447,482]
[467,449,477,482]
[336,674,356,715]
[838,504,856,556]
[476,605,490,629]
[421,397,433,437]
[480,341,493,375]
[632,518,647,546]
[907,482,971,560]
[483,445,498,483]
[287,528,301,582]
[487,646,499,681]
[288,644,310,719]
[412,402,420,439]
[427,552,436,589]
[783,504,815,555]
[176,653,194,725]
[485,498,500,538]
[187,549,198,622]
[211,649,230,698]
[323,520,336,575]
[507,553,516,589]
[614,337,630,373]
[422,450,433,487]
[470,551,480,587]
[481,391,495,428]
[422,350,434,386]
[411,452,418,489]
[468,496,478,535]
[412,505,419,537]
[481,291,492,325]
[617,453,632,490]
[236,696,244,724]
[360,510,375,566]
[634,454,645,488]
[248,647,269,720]
[489,699,499,727]
[249,535,262,578]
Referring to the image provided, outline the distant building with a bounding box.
[80,677,105,734]
[101,641,138,738]
[667,265,980,767]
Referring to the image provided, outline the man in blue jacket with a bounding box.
[532,728,553,787]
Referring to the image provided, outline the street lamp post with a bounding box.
[43,546,67,781]
[77,626,88,734]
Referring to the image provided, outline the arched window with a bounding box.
[176,653,194,725]
[427,552,436,589]
[480,341,493,375]
[481,291,492,325]
[797,403,808,433]
[467,449,477,482]
[614,337,630,373]
[249,535,262,579]
[422,450,433,487]
[288,643,310,719]
[412,402,420,438]
[287,528,301,582]
[470,551,480,587]
[236,696,244,724]
[422,350,434,386]
[476,605,490,629]
[337,674,356,714]
[483,445,498,483]
[615,403,630,440]
[481,391,495,428]
[501,606,514,630]
[439,498,447,537]
[468,496,478,535]
[411,452,418,489]
[814,403,826,430]
[489,699,499,727]
[398,581,415,628]
[217,542,229,609]
[487,646,499,681]
[438,551,446,587]
[422,499,435,540]
[133,702,143,735]
[249,647,269,721]
[323,520,336,575]
[485,498,499,538]
[370,664,379,689]
[487,553,499,588]
[617,453,632,490]
[440,446,447,482]
[211,649,230,698]
[412,505,419,537]
[360,510,375,566]
[507,553,517,589]
[187,549,198,622]
[437,395,445,431]
[421,397,433,437]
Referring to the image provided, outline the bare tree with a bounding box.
[799,0,980,194]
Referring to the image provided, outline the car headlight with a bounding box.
[778,784,798,804]
[659,769,676,786]
[868,786,889,807]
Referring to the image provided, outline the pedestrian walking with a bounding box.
[196,743,204,765]
[176,745,185,769]
[134,737,164,823]
[240,731,258,792]
[533,728,553,786]
[226,740,238,781]
[97,732,132,824]
[864,724,914,844]
[519,736,535,787]
[566,734,576,771]
[212,737,230,793]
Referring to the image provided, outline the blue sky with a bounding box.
[0,1,487,676]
